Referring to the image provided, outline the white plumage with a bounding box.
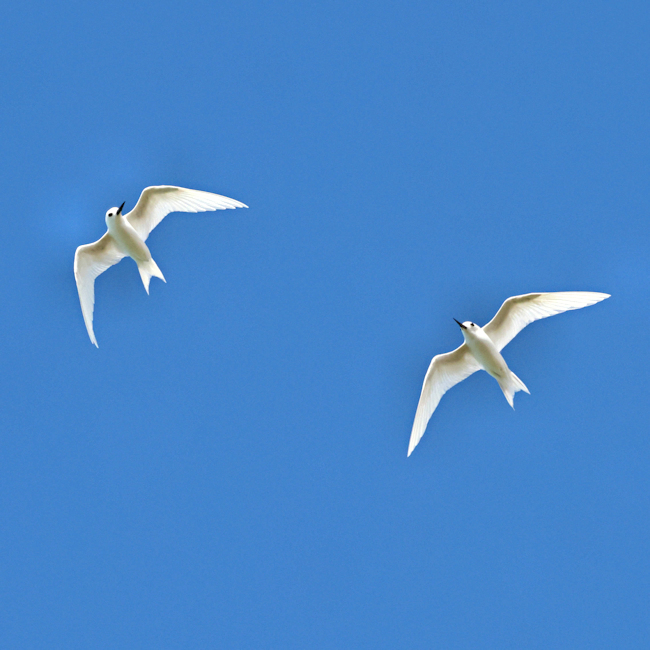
[408,291,610,457]
[74,185,247,347]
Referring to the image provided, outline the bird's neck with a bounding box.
[107,214,125,233]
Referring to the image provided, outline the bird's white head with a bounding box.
[454,319,480,339]
[105,202,125,226]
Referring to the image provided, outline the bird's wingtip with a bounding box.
[407,429,421,457]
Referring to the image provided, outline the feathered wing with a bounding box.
[408,344,481,456]
[483,291,610,352]
[126,186,248,241]
[74,233,125,347]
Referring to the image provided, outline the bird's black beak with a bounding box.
[117,202,125,215]
[454,318,467,330]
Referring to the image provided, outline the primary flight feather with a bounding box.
[408,291,610,457]
[74,185,247,347]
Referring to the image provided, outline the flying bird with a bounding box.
[74,185,247,347]
[408,291,610,456]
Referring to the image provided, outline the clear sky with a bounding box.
[1,0,647,647]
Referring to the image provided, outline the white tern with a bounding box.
[408,291,610,456]
[74,185,247,347]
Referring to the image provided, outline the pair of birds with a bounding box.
[74,185,609,457]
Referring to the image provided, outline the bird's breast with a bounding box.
[108,218,151,263]
[465,335,509,378]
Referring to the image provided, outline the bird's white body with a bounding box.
[408,291,610,456]
[457,320,530,409]
[105,209,166,292]
[74,185,247,347]
[105,211,151,263]
[461,324,508,379]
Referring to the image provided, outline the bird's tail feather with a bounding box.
[137,258,166,294]
[497,370,530,409]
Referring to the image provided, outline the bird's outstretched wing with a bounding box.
[74,234,125,347]
[408,344,481,456]
[484,291,610,352]
[126,186,248,241]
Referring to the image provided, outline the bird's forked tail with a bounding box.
[137,258,166,294]
[497,370,530,408]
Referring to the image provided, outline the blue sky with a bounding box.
[1,0,648,647]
